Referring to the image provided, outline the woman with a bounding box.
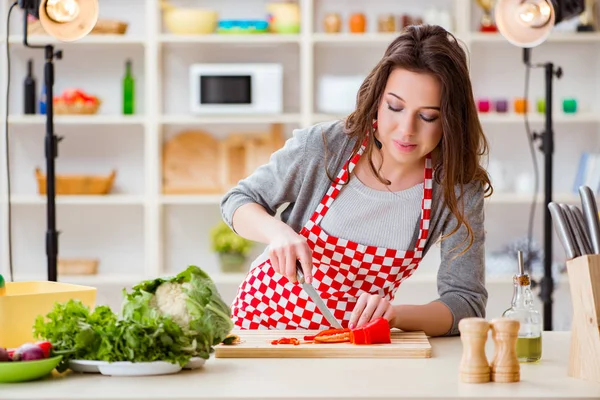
[220,24,492,337]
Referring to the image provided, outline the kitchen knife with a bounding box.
[560,203,589,256]
[296,261,343,329]
[578,186,600,254]
[568,205,593,255]
[548,202,578,260]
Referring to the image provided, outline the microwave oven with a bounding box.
[189,63,283,114]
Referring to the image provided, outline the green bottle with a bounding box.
[122,59,135,115]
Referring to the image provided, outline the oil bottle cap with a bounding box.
[0,274,4,288]
[518,251,525,275]
[514,250,531,286]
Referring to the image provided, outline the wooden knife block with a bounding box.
[565,254,600,383]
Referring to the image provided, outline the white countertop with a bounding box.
[2,331,600,400]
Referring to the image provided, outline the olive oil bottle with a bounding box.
[502,251,543,363]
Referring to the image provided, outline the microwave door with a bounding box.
[200,75,252,105]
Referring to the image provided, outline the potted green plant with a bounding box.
[210,221,254,273]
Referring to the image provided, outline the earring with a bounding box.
[374,136,382,149]
[372,119,378,130]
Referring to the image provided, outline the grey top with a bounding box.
[320,172,423,250]
[220,119,487,336]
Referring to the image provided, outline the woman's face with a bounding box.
[376,68,443,167]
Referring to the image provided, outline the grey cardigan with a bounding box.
[220,119,487,336]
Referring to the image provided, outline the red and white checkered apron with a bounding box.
[231,136,433,330]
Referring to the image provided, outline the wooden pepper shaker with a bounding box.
[458,317,490,383]
[490,318,520,383]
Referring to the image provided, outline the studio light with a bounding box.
[495,0,585,47]
[13,0,99,282]
[493,0,585,331]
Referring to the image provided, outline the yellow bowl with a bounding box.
[0,281,96,349]
[163,8,218,35]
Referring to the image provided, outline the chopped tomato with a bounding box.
[271,337,300,345]
[350,317,391,345]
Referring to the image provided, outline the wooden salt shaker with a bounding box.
[458,317,490,383]
[490,318,520,383]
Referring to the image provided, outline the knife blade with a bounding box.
[548,202,578,260]
[560,203,588,256]
[296,261,343,329]
[568,204,593,255]
[578,186,600,254]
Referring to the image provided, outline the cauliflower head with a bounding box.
[121,266,233,358]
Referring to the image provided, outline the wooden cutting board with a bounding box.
[214,329,432,358]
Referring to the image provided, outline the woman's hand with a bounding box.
[268,225,313,284]
[349,292,396,329]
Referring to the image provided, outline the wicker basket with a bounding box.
[27,19,128,35]
[35,168,117,195]
[58,258,99,275]
[54,100,101,115]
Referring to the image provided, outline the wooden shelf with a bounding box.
[478,112,600,124]
[161,195,223,205]
[469,31,600,44]
[160,114,302,125]
[159,34,301,44]
[10,195,145,205]
[11,274,144,285]
[8,35,145,46]
[486,193,580,204]
[9,115,146,125]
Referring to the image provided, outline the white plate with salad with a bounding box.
[70,357,206,375]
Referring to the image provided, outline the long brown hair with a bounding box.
[343,24,493,256]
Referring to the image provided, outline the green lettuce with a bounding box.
[33,300,194,372]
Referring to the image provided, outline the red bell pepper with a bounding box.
[271,337,301,345]
[313,328,351,343]
[350,317,391,345]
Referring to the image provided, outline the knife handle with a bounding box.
[296,260,306,284]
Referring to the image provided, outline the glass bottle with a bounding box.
[502,250,542,362]
[122,59,135,115]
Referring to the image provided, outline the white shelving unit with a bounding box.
[1,0,598,328]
